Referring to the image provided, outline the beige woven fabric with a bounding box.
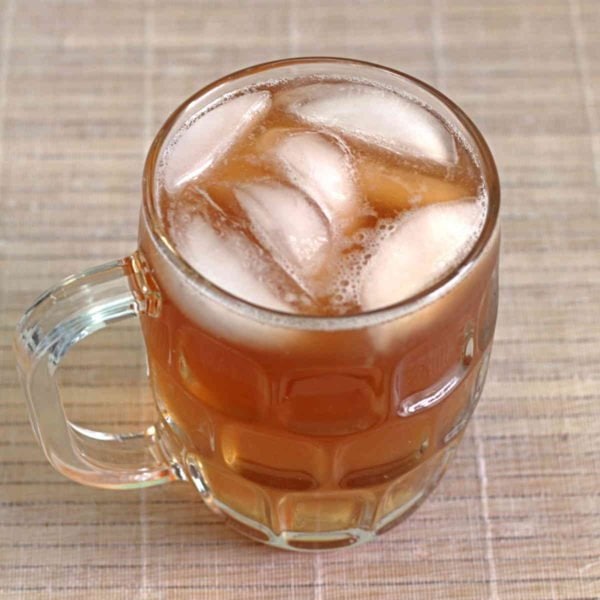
[1,0,599,598]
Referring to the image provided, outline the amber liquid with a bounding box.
[138,79,499,549]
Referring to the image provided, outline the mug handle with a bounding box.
[14,254,177,489]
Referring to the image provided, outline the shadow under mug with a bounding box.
[15,57,500,552]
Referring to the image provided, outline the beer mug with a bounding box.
[15,58,499,551]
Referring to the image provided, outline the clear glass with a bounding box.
[15,57,500,551]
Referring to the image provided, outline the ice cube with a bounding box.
[357,158,471,212]
[361,200,485,310]
[273,131,359,223]
[173,210,292,312]
[235,182,330,281]
[278,83,456,166]
[163,91,271,193]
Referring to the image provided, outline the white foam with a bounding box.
[361,199,485,311]
[234,181,330,282]
[278,82,456,166]
[163,91,271,193]
[173,210,292,312]
[273,131,359,223]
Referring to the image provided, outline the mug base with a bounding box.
[184,442,456,552]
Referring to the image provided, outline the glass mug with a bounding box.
[15,58,500,551]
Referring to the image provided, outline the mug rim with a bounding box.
[141,56,500,331]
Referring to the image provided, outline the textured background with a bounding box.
[1,0,599,598]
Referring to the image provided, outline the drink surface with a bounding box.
[156,77,487,316]
[139,71,498,549]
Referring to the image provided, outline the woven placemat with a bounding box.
[1,0,599,598]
